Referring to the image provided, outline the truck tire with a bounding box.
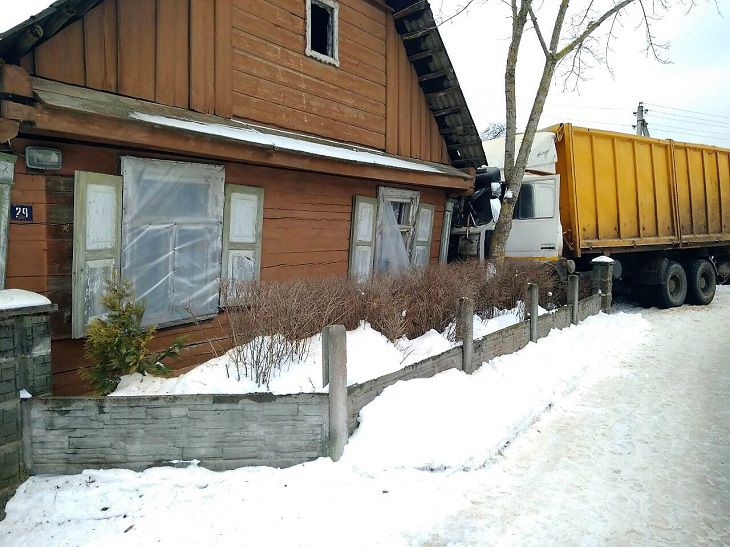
[657,261,687,308]
[686,259,716,305]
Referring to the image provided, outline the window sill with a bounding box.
[305,48,340,67]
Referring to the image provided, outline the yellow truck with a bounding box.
[453,123,730,307]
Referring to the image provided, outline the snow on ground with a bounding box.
[112,308,524,396]
[341,311,648,471]
[4,290,728,545]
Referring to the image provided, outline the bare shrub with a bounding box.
[219,259,565,386]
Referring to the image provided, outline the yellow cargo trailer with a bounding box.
[545,123,730,307]
[552,123,730,256]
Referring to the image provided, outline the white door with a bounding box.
[506,175,562,259]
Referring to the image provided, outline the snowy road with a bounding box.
[1,288,728,545]
[423,287,730,545]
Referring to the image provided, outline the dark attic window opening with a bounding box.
[308,0,338,65]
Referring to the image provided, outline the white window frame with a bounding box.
[377,187,420,259]
[306,0,340,66]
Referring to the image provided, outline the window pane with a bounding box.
[121,158,224,326]
[310,2,333,57]
[533,183,555,218]
[513,184,535,219]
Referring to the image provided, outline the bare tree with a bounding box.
[487,0,675,263]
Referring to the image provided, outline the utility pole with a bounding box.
[634,102,650,137]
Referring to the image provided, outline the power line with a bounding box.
[648,111,730,130]
[644,102,730,122]
[650,128,730,145]
[649,122,730,139]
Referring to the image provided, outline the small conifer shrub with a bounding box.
[82,276,185,395]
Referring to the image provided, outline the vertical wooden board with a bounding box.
[190,0,216,114]
[441,139,449,165]
[410,70,420,159]
[19,51,35,75]
[118,0,157,100]
[35,19,86,85]
[651,144,674,238]
[156,0,190,108]
[384,18,399,154]
[84,0,118,92]
[687,149,708,234]
[674,148,693,235]
[614,139,639,239]
[718,151,730,233]
[215,0,233,118]
[421,97,431,161]
[635,142,658,238]
[573,134,598,240]
[396,42,410,157]
[593,137,618,240]
[430,118,441,163]
[703,150,722,234]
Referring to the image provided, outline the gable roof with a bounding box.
[386,1,485,169]
[1,0,487,169]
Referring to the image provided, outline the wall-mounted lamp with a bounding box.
[25,147,62,170]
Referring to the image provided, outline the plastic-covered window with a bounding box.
[121,157,225,327]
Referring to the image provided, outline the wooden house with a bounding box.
[0,0,486,394]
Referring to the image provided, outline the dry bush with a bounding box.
[219,259,564,386]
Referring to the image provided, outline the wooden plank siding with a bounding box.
[384,17,444,162]
[21,0,448,163]
[8,137,448,394]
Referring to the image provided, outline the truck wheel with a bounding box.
[686,260,716,305]
[657,261,687,308]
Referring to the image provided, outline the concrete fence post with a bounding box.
[567,274,579,325]
[322,325,347,462]
[591,258,614,312]
[528,283,539,342]
[456,297,474,373]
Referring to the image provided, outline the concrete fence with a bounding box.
[1,268,611,518]
[0,292,55,519]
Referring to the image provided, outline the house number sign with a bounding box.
[11,204,33,222]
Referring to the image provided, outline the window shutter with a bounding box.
[439,200,455,263]
[222,184,264,283]
[72,171,122,338]
[412,204,434,267]
[349,195,377,280]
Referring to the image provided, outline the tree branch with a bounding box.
[556,0,636,60]
[528,6,550,58]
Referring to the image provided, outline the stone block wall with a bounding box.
[472,320,532,370]
[0,300,55,519]
[27,393,329,475]
[576,294,602,322]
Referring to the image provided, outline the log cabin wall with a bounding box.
[7,137,447,394]
[19,0,447,162]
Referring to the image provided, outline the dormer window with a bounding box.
[306,0,339,66]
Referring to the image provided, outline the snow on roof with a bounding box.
[591,256,615,264]
[0,289,52,311]
[130,112,452,175]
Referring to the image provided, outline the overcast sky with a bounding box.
[3,0,729,147]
